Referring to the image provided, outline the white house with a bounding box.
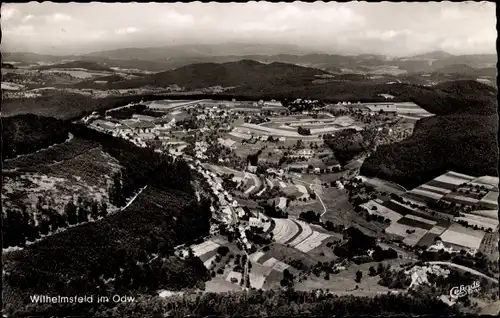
[249,217,263,228]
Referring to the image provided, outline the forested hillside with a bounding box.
[107,60,328,89]
[361,81,498,188]
[2,114,70,160]
[3,125,213,317]
[97,289,458,317]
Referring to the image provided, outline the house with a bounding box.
[277,197,287,211]
[249,217,263,228]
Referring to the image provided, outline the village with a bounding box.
[81,97,499,298]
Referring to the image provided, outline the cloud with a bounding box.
[115,27,139,35]
[47,13,72,22]
[440,7,462,19]
[1,6,21,21]
[21,14,35,22]
[161,10,194,28]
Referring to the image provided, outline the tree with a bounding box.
[369,266,377,276]
[65,201,78,225]
[355,270,363,283]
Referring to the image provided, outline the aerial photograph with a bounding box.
[1,1,498,317]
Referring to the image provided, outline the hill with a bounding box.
[2,114,70,160]
[361,80,498,189]
[107,60,329,89]
[3,124,212,316]
[38,60,113,72]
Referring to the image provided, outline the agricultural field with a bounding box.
[478,231,499,261]
[363,177,407,196]
[454,213,498,231]
[361,200,404,223]
[439,224,486,251]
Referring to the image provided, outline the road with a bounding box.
[426,261,498,284]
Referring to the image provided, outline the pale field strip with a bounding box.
[446,223,486,238]
[404,214,437,225]
[447,171,475,181]
[273,219,299,244]
[409,188,445,201]
[479,191,499,205]
[455,217,497,230]
[229,131,252,140]
[278,125,298,130]
[295,231,331,253]
[472,176,499,187]
[434,174,466,186]
[249,273,267,289]
[403,228,429,246]
[447,194,479,204]
[457,213,499,225]
[192,240,220,257]
[225,271,243,284]
[287,220,314,247]
[310,127,343,134]
[271,260,291,272]
[395,107,432,114]
[204,256,216,269]
[361,200,404,223]
[440,228,485,250]
[271,218,286,242]
[295,184,309,196]
[256,186,267,197]
[398,114,426,121]
[470,210,498,220]
[250,251,266,263]
[262,257,279,268]
[244,185,256,195]
[429,226,448,235]
[240,123,319,138]
[279,181,287,188]
[419,184,451,195]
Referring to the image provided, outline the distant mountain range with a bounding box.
[38,61,113,72]
[106,59,329,90]
[4,45,496,76]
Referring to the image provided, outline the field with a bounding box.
[439,224,486,250]
[454,213,498,231]
[361,200,404,223]
[397,217,435,231]
[363,177,407,195]
[478,232,499,261]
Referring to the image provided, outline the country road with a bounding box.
[426,261,499,284]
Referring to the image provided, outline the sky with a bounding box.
[1,1,497,56]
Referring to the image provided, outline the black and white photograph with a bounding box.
[1,1,499,317]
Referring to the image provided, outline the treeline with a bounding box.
[96,289,459,317]
[2,114,69,160]
[324,128,377,165]
[361,114,499,188]
[3,196,109,249]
